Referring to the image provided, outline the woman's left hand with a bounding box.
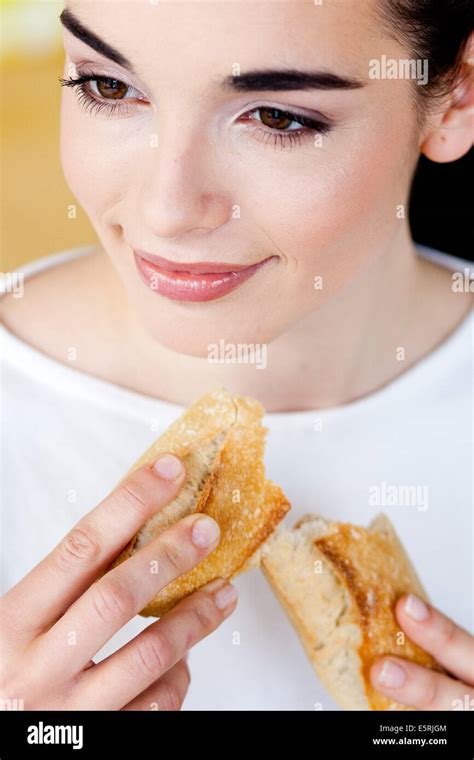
[370,594,474,710]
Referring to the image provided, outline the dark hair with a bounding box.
[379,0,473,109]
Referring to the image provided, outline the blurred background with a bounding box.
[1,0,95,272]
[0,0,472,273]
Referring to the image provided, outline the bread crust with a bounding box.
[109,386,291,617]
[261,513,443,710]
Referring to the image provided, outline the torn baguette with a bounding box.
[110,386,290,617]
[260,513,442,710]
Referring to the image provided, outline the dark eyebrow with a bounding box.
[60,8,364,92]
[222,69,364,92]
[59,8,134,72]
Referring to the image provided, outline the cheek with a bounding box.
[243,119,415,305]
[60,95,135,226]
[60,99,94,210]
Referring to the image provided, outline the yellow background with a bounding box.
[1,0,96,272]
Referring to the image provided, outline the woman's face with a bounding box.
[60,0,420,356]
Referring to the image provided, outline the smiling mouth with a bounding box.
[133,249,277,302]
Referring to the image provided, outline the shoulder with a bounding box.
[1,247,94,336]
[0,246,118,360]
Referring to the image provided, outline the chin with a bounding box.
[139,312,275,359]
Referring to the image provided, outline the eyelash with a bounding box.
[58,73,332,148]
[58,74,140,117]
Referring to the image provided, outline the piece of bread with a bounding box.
[110,386,290,617]
[260,513,443,710]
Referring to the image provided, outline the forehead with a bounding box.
[63,0,394,91]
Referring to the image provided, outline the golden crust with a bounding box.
[109,386,291,617]
[140,397,290,616]
[314,514,442,710]
[262,512,443,710]
[110,434,228,569]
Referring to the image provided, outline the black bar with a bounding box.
[0,709,472,758]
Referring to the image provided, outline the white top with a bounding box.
[1,245,472,710]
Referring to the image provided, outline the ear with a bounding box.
[421,34,474,163]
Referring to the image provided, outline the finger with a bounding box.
[31,512,222,683]
[370,656,474,710]
[395,594,474,685]
[73,578,238,710]
[3,454,186,636]
[122,658,191,711]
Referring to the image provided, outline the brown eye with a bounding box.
[95,78,128,99]
[258,107,293,130]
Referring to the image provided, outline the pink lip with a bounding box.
[133,249,276,302]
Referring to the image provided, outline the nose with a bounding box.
[137,125,233,239]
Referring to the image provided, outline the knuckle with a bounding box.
[130,633,176,679]
[420,674,440,710]
[91,575,134,623]
[159,539,186,577]
[156,684,183,711]
[191,597,218,632]
[54,523,101,571]
[437,615,457,649]
[117,475,152,517]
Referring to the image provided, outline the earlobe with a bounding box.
[421,41,474,164]
[421,114,473,163]
[421,98,474,163]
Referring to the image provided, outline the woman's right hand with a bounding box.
[0,453,238,710]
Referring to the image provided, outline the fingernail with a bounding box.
[153,453,183,481]
[214,584,238,610]
[379,660,406,689]
[202,578,227,593]
[191,516,220,548]
[405,593,429,622]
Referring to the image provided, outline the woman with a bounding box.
[1,0,473,710]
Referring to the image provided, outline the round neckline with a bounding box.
[1,245,472,429]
